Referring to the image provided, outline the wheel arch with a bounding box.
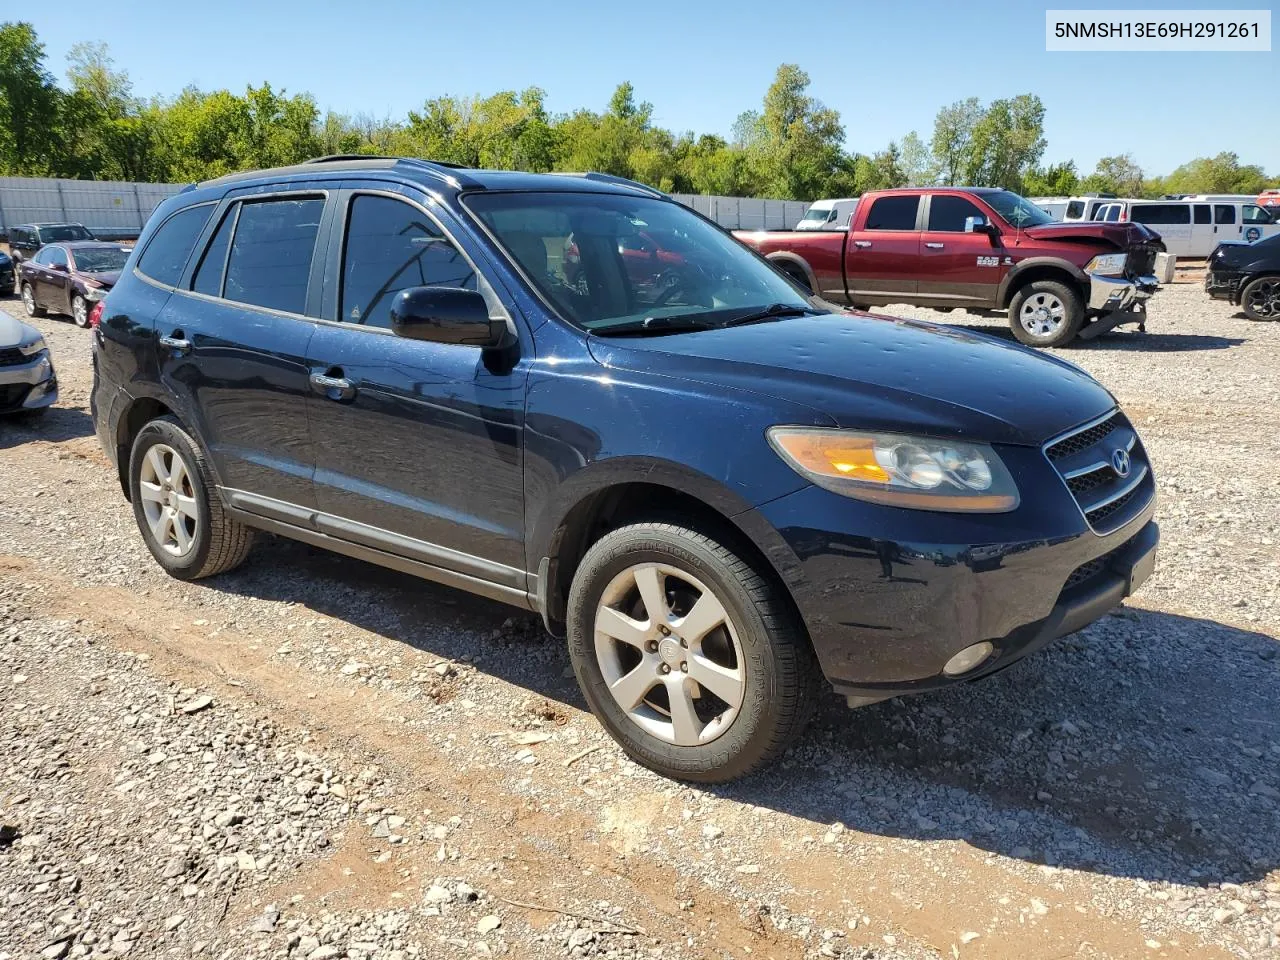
[764,252,818,293]
[998,258,1089,309]
[113,395,177,499]
[535,473,805,642]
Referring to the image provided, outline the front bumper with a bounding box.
[1087,272,1159,313]
[0,352,58,413]
[744,448,1158,704]
[1204,270,1241,303]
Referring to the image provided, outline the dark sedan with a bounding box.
[0,249,13,294]
[19,241,130,328]
[1206,234,1280,321]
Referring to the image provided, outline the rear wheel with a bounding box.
[128,417,255,580]
[21,283,45,318]
[72,295,90,328]
[777,262,812,293]
[1240,275,1280,321]
[566,521,820,782]
[1008,280,1084,347]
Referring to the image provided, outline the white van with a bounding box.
[795,198,859,230]
[1124,200,1279,258]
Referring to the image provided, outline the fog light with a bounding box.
[942,641,994,677]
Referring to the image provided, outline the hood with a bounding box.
[80,270,121,287]
[1021,221,1159,249]
[588,312,1114,447]
[0,312,40,349]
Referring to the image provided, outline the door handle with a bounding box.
[158,335,191,355]
[853,240,872,248]
[924,242,945,249]
[309,370,357,401]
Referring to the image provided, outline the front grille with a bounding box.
[1046,410,1155,535]
[1064,556,1107,591]
[0,346,27,367]
[0,383,30,409]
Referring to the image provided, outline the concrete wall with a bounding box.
[671,194,812,230]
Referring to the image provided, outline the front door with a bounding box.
[305,188,529,579]
[916,193,1003,308]
[40,246,73,312]
[845,194,921,304]
[153,192,330,508]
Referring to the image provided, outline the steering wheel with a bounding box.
[649,263,715,308]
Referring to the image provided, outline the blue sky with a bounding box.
[27,0,1279,177]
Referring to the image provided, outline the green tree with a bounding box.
[930,97,982,185]
[1023,160,1079,197]
[962,94,1046,190]
[0,22,62,174]
[1159,152,1271,196]
[898,131,936,186]
[1081,154,1144,196]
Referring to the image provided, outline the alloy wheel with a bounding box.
[137,443,199,556]
[593,562,746,746]
[1245,279,1280,320]
[73,297,89,328]
[1019,292,1066,337]
[22,285,36,316]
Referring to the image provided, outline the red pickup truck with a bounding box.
[735,187,1164,347]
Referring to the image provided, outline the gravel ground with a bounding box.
[1,280,1278,960]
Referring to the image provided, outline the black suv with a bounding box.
[8,223,96,292]
[92,157,1159,782]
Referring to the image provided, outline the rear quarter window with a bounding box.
[136,204,216,286]
[1131,204,1191,226]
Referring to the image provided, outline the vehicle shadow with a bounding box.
[212,535,1279,889]
[944,319,1246,352]
[0,406,95,448]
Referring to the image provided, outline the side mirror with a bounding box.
[964,216,998,236]
[50,262,68,273]
[390,286,508,348]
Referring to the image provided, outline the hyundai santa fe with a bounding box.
[91,156,1158,782]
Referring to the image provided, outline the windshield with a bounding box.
[40,225,93,242]
[73,247,128,273]
[983,191,1054,228]
[464,192,811,332]
[799,207,834,224]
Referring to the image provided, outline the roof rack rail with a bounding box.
[302,154,468,170]
[576,172,667,199]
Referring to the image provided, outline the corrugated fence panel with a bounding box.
[1,179,811,236]
[0,177,184,238]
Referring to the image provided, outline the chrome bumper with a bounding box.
[1088,274,1159,313]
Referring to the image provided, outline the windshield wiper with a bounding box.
[592,314,721,337]
[721,303,815,327]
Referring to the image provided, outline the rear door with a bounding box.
[917,193,1002,308]
[152,187,331,510]
[303,184,529,576]
[845,194,920,304]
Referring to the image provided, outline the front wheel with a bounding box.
[21,283,45,318]
[1240,275,1280,321]
[1008,280,1084,347]
[72,295,90,328]
[566,522,820,782]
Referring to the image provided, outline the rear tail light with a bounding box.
[88,301,104,328]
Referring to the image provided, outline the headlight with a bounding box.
[1085,253,1127,276]
[84,287,106,301]
[767,427,1020,512]
[17,336,47,357]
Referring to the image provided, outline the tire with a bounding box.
[128,416,255,580]
[21,283,45,318]
[1008,280,1084,347]
[566,521,820,783]
[72,294,90,328]
[1240,275,1280,322]
[778,262,812,293]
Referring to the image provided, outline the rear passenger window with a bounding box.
[1214,205,1235,225]
[1194,205,1211,224]
[223,198,324,314]
[1131,204,1191,225]
[340,195,477,329]
[137,204,214,286]
[191,207,237,297]
[927,195,985,232]
[864,196,919,231]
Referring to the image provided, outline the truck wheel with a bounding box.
[566,521,820,783]
[128,416,256,580]
[1008,280,1084,347]
[1240,275,1280,321]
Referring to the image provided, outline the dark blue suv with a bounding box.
[91,156,1158,782]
